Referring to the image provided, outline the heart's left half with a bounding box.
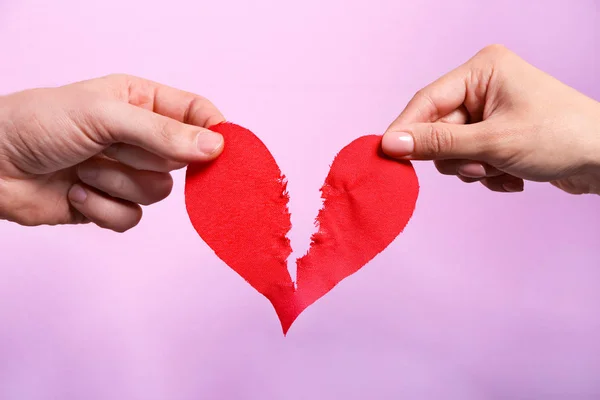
[185,122,419,334]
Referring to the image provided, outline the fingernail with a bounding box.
[78,166,98,181]
[503,183,523,192]
[69,184,88,203]
[458,163,486,178]
[382,131,414,157]
[196,132,224,156]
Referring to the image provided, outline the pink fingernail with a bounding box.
[196,132,224,156]
[69,185,88,203]
[382,131,414,157]
[458,163,486,178]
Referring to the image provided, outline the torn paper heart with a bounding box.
[185,123,419,334]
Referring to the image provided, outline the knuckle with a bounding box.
[104,73,132,85]
[93,168,129,198]
[156,174,174,199]
[72,99,116,144]
[412,89,439,120]
[156,118,180,143]
[474,44,515,71]
[433,160,455,175]
[141,174,173,205]
[422,125,455,157]
[478,44,509,57]
[466,66,492,99]
[92,74,137,104]
[113,174,128,193]
[184,96,209,124]
[101,209,142,233]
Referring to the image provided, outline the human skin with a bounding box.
[382,44,600,195]
[0,74,225,232]
[1,47,599,233]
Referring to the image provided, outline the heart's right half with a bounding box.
[185,123,419,334]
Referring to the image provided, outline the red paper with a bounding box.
[185,123,419,334]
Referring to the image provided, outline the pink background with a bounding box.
[1,0,600,398]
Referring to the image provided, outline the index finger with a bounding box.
[387,63,470,131]
[385,44,509,132]
[107,74,225,128]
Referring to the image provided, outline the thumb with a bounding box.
[382,122,492,160]
[99,102,224,163]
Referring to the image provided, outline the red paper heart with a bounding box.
[185,123,419,334]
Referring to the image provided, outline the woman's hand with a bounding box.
[382,44,600,195]
[0,74,225,232]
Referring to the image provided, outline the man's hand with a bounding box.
[0,74,225,232]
